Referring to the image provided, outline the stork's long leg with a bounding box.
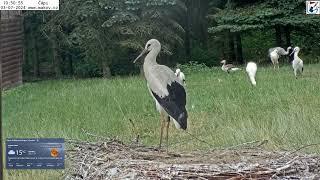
[165,117,170,153]
[159,113,165,151]
[273,63,275,70]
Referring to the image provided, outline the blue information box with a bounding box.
[6,138,65,169]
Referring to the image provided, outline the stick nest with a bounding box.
[64,139,320,179]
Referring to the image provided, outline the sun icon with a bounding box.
[50,148,59,157]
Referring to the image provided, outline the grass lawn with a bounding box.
[3,64,320,179]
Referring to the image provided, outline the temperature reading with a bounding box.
[16,150,26,156]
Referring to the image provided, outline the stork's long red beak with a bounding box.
[133,49,148,63]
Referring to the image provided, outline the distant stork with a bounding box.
[270,49,280,69]
[175,69,186,86]
[220,60,241,73]
[268,47,292,69]
[290,47,304,79]
[246,62,257,86]
[133,39,188,152]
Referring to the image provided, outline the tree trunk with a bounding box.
[68,54,73,75]
[102,61,111,78]
[285,25,293,63]
[220,36,226,60]
[32,32,40,77]
[285,25,291,47]
[275,25,283,47]
[51,35,62,77]
[184,0,191,59]
[199,0,209,49]
[228,31,236,61]
[234,32,244,64]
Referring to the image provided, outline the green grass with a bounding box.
[3,64,320,179]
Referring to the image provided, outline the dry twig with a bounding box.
[65,138,320,180]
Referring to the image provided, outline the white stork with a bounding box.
[220,60,241,73]
[290,46,304,79]
[246,62,257,86]
[268,47,292,69]
[270,49,280,69]
[133,39,188,152]
[175,69,186,86]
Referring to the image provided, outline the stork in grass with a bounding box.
[246,62,257,86]
[268,46,292,69]
[270,49,280,70]
[290,47,304,79]
[175,69,186,86]
[133,39,188,152]
[220,60,241,73]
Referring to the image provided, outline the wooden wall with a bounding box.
[0,11,23,89]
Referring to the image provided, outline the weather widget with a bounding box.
[6,138,65,169]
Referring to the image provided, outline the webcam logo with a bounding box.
[306,1,320,14]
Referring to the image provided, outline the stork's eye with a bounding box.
[147,44,151,48]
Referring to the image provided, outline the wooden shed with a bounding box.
[0,11,23,89]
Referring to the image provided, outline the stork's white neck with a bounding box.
[294,50,300,59]
[144,47,161,67]
[285,47,291,55]
[143,47,161,85]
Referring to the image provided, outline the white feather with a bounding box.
[246,62,257,86]
[291,47,303,78]
[230,67,241,72]
[270,49,280,68]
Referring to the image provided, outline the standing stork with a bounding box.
[290,47,304,79]
[268,47,292,69]
[270,49,280,69]
[133,39,188,152]
[220,60,241,73]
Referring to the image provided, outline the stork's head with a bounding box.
[133,39,161,63]
[175,68,181,74]
[220,60,227,64]
[290,46,300,56]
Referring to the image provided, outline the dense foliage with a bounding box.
[23,0,320,79]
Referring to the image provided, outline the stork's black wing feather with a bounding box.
[152,81,188,130]
[289,48,294,63]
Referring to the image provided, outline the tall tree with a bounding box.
[208,0,320,63]
[24,0,186,78]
